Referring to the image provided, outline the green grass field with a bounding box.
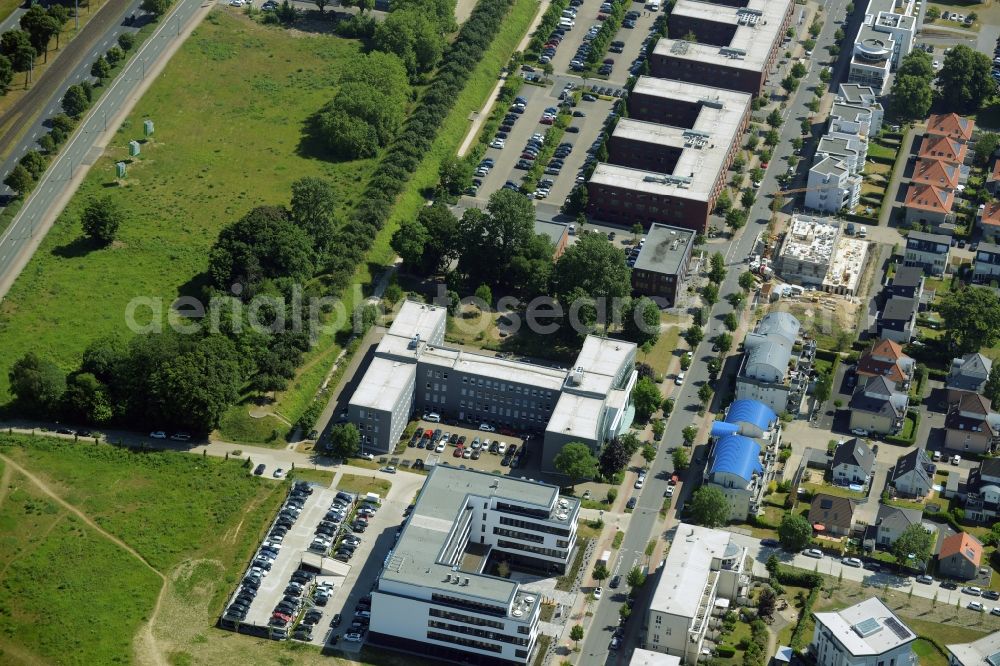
[0,10,373,402]
[0,434,284,664]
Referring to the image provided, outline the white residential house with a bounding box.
[947,628,1000,666]
[890,449,933,498]
[805,157,861,213]
[831,438,875,485]
[811,597,917,666]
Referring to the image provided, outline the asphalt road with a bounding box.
[579,0,852,660]
[0,0,142,197]
[0,0,206,300]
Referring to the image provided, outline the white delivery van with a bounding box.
[647,0,660,10]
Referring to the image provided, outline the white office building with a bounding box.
[848,0,919,94]
[348,301,637,472]
[644,524,750,663]
[811,597,917,666]
[370,466,579,665]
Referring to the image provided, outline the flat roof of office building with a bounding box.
[418,345,567,392]
[655,0,792,72]
[350,357,416,412]
[631,649,682,666]
[387,300,447,342]
[570,336,636,395]
[383,466,572,607]
[535,219,569,247]
[650,523,743,619]
[546,392,605,442]
[634,223,696,275]
[831,103,873,125]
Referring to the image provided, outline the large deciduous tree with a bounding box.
[890,75,933,121]
[938,286,1000,355]
[552,233,631,326]
[290,177,338,256]
[689,486,730,527]
[623,296,660,346]
[9,352,66,416]
[937,45,994,112]
[81,195,125,245]
[327,423,360,458]
[553,441,598,489]
[632,376,662,422]
[778,512,812,551]
[892,523,935,569]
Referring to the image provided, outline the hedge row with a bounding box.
[321,0,517,293]
[526,0,570,58]
[790,586,821,650]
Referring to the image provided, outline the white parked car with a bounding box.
[150,431,167,439]
[804,548,824,559]
[675,372,686,385]
[478,423,496,432]
[497,441,508,455]
[952,454,962,465]
[594,587,603,599]
[435,442,446,453]
[841,557,863,568]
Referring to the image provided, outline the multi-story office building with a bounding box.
[735,312,814,414]
[348,301,638,473]
[811,597,916,666]
[630,223,696,306]
[645,523,750,663]
[947,629,1000,666]
[369,466,579,665]
[903,230,951,275]
[650,0,794,96]
[848,0,919,94]
[588,78,751,232]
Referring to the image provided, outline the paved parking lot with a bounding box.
[400,419,531,476]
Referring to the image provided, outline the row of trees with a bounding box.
[0,4,73,93]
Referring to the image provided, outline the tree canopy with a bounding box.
[552,233,631,327]
[553,441,598,488]
[938,286,1000,355]
[891,524,935,568]
[81,195,125,245]
[778,512,812,551]
[599,438,629,479]
[327,423,360,458]
[289,177,338,257]
[632,376,662,422]
[937,45,994,113]
[623,296,660,346]
[689,486,729,527]
[9,352,66,416]
[890,75,933,121]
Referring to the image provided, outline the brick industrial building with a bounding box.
[587,78,751,232]
[649,0,794,96]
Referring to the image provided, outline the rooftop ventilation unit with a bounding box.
[683,130,710,148]
[720,47,748,59]
[408,333,421,349]
[643,174,693,187]
[671,40,690,55]
[700,96,724,110]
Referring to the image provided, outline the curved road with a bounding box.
[0,0,209,298]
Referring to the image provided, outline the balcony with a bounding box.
[690,570,720,638]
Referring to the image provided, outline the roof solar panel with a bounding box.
[853,618,881,638]
[883,616,911,641]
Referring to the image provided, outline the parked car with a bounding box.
[804,548,824,559]
[962,586,983,596]
[254,464,266,476]
[968,601,985,612]
[841,557,863,568]
[916,575,934,584]
[761,538,779,547]
[626,496,638,509]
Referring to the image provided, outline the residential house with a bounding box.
[810,597,916,666]
[946,353,992,403]
[849,376,908,435]
[877,296,918,344]
[937,532,983,581]
[903,230,951,275]
[831,438,875,485]
[972,242,1000,286]
[903,184,955,231]
[918,134,968,165]
[808,494,857,537]
[704,434,764,522]
[856,339,915,389]
[925,112,975,145]
[911,158,960,191]
[947,630,1000,666]
[944,392,1000,455]
[886,266,924,300]
[986,160,1000,196]
[977,201,1000,244]
[871,503,931,548]
[964,458,1000,524]
[890,449,933,499]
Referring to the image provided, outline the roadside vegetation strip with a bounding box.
[0,11,368,401]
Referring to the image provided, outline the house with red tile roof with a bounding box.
[986,159,1000,196]
[856,339,914,388]
[910,158,960,190]
[926,112,975,144]
[918,134,968,165]
[978,200,1000,243]
[937,531,983,581]
[904,183,955,228]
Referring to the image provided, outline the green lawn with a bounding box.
[0,434,284,664]
[912,639,949,666]
[803,482,865,500]
[0,10,374,403]
[336,473,392,498]
[218,403,291,446]
[0,459,164,665]
[867,141,899,161]
[636,324,681,375]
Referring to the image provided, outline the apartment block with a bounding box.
[775,215,840,286]
[848,0,919,94]
[811,597,916,666]
[805,157,861,213]
[630,223,696,306]
[369,466,579,665]
[650,0,794,96]
[644,524,750,663]
[348,301,637,473]
[735,312,815,414]
[588,78,751,233]
[838,83,884,135]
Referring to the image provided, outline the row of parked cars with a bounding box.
[309,490,357,555]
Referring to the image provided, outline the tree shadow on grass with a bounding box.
[51,236,102,258]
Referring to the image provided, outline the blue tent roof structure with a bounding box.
[710,435,763,482]
[710,421,740,438]
[726,399,777,433]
